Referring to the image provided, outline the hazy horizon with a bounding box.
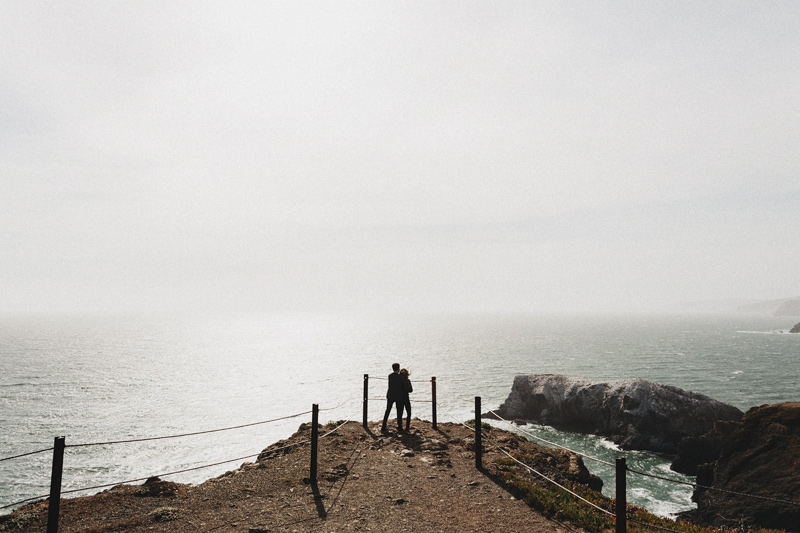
[2,2,799,316]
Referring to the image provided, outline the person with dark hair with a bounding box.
[399,368,413,431]
[381,363,404,433]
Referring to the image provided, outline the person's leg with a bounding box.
[404,400,411,430]
[395,400,403,431]
[398,401,408,429]
[382,400,393,431]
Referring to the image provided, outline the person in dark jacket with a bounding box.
[381,363,404,432]
[399,368,413,431]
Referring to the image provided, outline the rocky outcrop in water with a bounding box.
[790,321,800,333]
[681,402,800,532]
[486,375,743,455]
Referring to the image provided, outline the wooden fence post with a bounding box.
[431,377,437,430]
[310,404,319,481]
[363,374,369,429]
[616,457,627,533]
[47,436,65,533]
[475,397,482,470]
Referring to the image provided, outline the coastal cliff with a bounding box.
[0,420,599,532]
[682,402,800,532]
[490,375,800,532]
[487,374,743,455]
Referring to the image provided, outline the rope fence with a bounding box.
[3,375,798,533]
[0,395,360,526]
[626,466,800,507]
[496,446,615,517]
[1,395,364,509]
[484,407,615,467]
[67,411,315,448]
[0,447,54,463]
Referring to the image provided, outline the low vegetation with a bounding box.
[493,456,788,533]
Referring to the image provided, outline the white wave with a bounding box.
[599,439,621,451]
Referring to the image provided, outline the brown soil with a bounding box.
[1,420,594,532]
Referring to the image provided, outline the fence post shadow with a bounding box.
[309,479,327,519]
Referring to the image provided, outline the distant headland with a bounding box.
[735,296,800,316]
[683,295,800,316]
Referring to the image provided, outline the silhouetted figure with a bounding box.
[381,363,404,432]
[400,368,413,431]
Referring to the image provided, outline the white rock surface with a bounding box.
[491,374,743,454]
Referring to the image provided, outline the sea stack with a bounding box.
[488,374,742,455]
[790,321,800,333]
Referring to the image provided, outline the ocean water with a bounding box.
[1,312,798,518]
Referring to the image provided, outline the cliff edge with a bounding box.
[0,420,598,532]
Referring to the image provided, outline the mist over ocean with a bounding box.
[2,312,798,517]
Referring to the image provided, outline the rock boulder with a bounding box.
[684,402,800,531]
[487,375,743,455]
[790,321,800,333]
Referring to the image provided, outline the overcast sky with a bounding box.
[2,1,798,316]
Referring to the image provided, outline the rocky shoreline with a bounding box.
[488,375,800,532]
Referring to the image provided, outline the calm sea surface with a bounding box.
[1,312,798,517]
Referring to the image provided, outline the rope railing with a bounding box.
[496,446,615,517]
[436,405,477,433]
[0,421,324,512]
[67,410,314,448]
[485,408,615,467]
[319,419,354,439]
[60,452,265,496]
[626,466,800,507]
[63,413,351,499]
[367,397,432,403]
[0,447,54,462]
[0,395,360,520]
[318,395,360,413]
[67,400,361,504]
[0,493,52,510]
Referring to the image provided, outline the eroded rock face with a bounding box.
[685,402,800,532]
[488,375,743,455]
[671,419,742,476]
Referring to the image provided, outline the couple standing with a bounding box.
[381,362,413,433]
